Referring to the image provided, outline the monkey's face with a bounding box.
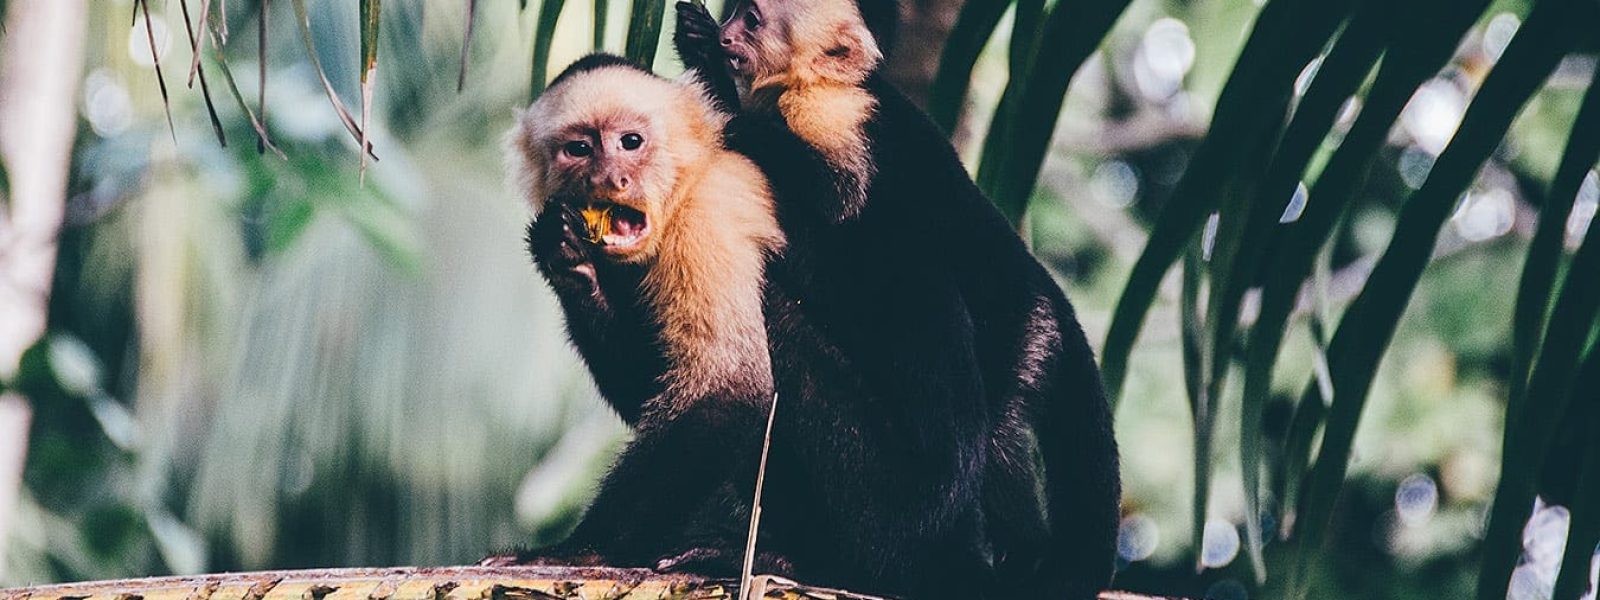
[513,63,724,263]
[719,0,880,90]
[545,113,664,259]
[719,0,791,82]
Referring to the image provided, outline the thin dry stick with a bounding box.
[739,393,779,600]
[136,0,178,143]
[185,0,212,86]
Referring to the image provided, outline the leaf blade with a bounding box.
[1280,2,1590,595]
[925,0,1013,133]
[624,0,666,69]
[529,0,569,100]
[287,0,379,161]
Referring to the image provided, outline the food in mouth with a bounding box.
[578,202,649,249]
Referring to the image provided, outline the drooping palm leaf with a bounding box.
[205,20,285,159]
[972,0,1134,224]
[1476,67,1600,600]
[177,0,229,146]
[1247,0,1491,524]
[259,0,270,154]
[360,0,381,178]
[925,0,1013,133]
[529,0,569,100]
[624,0,665,69]
[287,0,379,160]
[1178,246,1214,573]
[1282,2,1592,596]
[459,0,477,92]
[1100,0,1355,406]
[1552,341,1600,600]
[136,0,179,144]
[185,0,213,87]
[964,0,1043,196]
[1506,61,1600,420]
[1225,0,1391,577]
[593,0,608,50]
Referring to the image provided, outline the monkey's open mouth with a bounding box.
[578,202,649,250]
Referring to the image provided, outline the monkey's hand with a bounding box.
[529,201,604,303]
[672,1,720,71]
[673,1,740,114]
[655,546,797,579]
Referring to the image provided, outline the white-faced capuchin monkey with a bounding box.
[669,0,1124,598]
[486,54,787,568]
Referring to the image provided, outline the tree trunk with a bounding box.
[883,0,966,109]
[0,566,1185,600]
[0,0,86,583]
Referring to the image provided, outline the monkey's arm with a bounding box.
[529,203,667,425]
[673,1,741,114]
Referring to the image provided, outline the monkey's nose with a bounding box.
[721,37,734,47]
[594,174,630,193]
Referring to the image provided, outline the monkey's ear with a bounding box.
[505,111,552,212]
[810,21,880,85]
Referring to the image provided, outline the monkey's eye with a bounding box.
[563,140,594,158]
[743,9,761,31]
[620,133,645,151]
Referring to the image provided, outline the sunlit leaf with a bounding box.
[1282,1,1592,596]
[529,0,569,100]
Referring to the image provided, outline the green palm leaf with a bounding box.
[1281,2,1594,596]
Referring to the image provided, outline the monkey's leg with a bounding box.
[556,395,770,566]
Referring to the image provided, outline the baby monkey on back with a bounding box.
[499,54,785,567]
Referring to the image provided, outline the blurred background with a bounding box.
[0,0,1596,599]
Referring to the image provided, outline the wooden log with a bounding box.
[0,567,1182,600]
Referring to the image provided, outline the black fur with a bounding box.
[675,2,1122,597]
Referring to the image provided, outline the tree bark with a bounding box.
[0,0,86,583]
[0,566,1186,600]
[0,0,85,375]
[883,0,966,109]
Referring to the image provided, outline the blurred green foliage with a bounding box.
[2,1,1598,600]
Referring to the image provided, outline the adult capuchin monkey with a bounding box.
[493,55,999,599]
[670,0,1124,598]
[487,54,786,568]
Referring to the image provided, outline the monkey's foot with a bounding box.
[478,547,608,568]
[654,547,796,579]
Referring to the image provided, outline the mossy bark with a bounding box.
[0,566,1182,600]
